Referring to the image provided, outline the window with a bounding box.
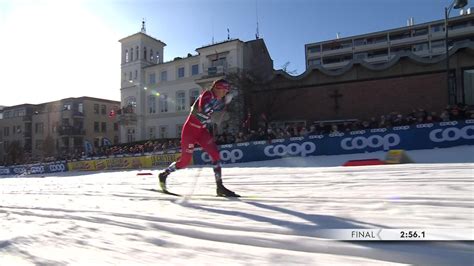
[129,72,132,81]
[159,126,168,139]
[308,59,321,66]
[78,103,84,114]
[156,51,160,63]
[35,123,44,134]
[94,104,99,114]
[413,28,428,36]
[144,47,147,61]
[131,48,134,61]
[136,46,139,60]
[308,46,321,53]
[149,127,156,139]
[63,103,71,110]
[189,89,200,106]
[159,94,168,113]
[127,128,135,143]
[150,49,154,61]
[178,67,185,78]
[148,95,156,114]
[191,64,199,75]
[176,91,186,111]
[135,70,138,80]
[101,122,107,132]
[149,73,156,84]
[94,122,100,132]
[211,57,226,67]
[3,127,9,137]
[101,105,106,115]
[431,24,443,33]
[161,70,168,81]
[125,49,129,63]
[114,135,119,144]
[463,69,474,106]
[114,123,119,131]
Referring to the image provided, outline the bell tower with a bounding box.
[118,20,166,143]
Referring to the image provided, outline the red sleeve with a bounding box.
[198,90,212,112]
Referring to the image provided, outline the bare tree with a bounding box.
[6,141,25,165]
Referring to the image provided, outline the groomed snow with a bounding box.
[1,146,473,265]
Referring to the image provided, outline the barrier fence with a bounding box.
[1,120,473,176]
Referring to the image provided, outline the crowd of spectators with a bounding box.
[215,104,474,144]
[3,104,473,166]
[94,104,474,156]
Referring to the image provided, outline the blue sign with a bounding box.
[192,120,474,165]
[0,162,68,176]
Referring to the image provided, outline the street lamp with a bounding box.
[445,0,468,104]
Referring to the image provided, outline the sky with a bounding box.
[0,0,472,106]
[0,145,473,265]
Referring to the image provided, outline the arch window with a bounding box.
[148,95,156,114]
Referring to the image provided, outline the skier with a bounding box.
[158,78,240,197]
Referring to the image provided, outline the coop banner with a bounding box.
[192,120,474,165]
[0,162,69,176]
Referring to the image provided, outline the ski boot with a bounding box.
[158,171,169,192]
[216,183,240,197]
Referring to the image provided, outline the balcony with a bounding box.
[390,34,428,47]
[118,113,137,125]
[203,63,228,78]
[58,126,86,136]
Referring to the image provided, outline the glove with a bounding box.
[224,90,238,104]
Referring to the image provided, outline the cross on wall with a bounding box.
[329,89,343,112]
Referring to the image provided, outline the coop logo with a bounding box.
[0,168,11,175]
[429,125,474,143]
[12,167,26,174]
[264,142,316,157]
[29,165,45,174]
[341,134,400,151]
[48,164,66,172]
[201,149,244,163]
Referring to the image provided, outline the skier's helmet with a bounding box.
[212,79,231,93]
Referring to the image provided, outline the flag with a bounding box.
[84,140,93,155]
[102,137,112,147]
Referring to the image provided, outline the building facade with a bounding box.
[118,25,273,143]
[247,14,474,129]
[305,13,474,70]
[0,97,120,164]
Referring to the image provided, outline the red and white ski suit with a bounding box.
[175,90,225,169]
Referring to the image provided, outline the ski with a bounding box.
[141,188,248,199]
[142,188,181,197]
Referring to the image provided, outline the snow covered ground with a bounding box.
[1,146,473,265]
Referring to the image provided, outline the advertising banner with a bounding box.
[192,120,474,165]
